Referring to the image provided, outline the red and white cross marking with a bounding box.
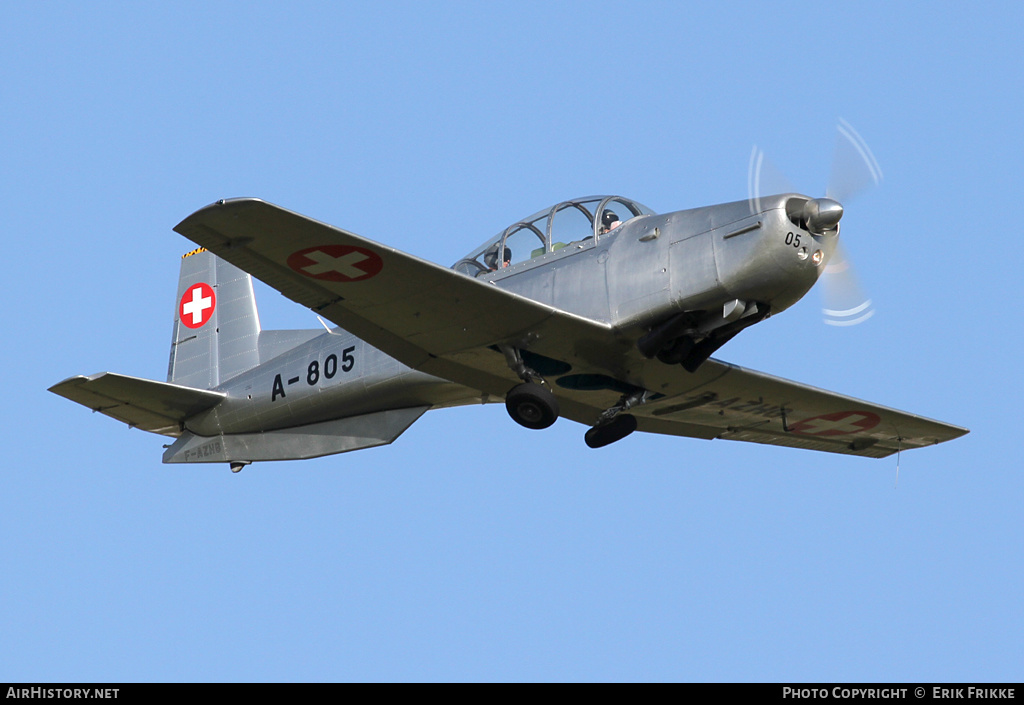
[788,411,881,436]
[179,282,216,329]
[287,245,384,283]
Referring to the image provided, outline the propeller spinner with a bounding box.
[802,197,843,234]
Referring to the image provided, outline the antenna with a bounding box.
[316,315,343,335]
[894,437,903,489]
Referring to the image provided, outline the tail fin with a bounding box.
[167,248,261,389]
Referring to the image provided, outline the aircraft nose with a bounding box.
[746,197,840,314]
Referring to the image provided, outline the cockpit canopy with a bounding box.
[453,195,655,276]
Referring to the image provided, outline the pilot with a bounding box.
[484,244,513,270]
[600,209,621,234]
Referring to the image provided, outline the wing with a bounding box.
[630,360,968,458]
[174,198,629,398]
[175,198,967,458]
[49,372,225,436]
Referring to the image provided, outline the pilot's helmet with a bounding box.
[602,210,619,227]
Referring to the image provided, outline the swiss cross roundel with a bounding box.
[287,245,384,282]
[789,411,881,436]
[179,282,216,329]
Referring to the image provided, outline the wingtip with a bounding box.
[173,197,269,233]
[48,373,102,393]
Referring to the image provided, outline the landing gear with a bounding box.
[585,387,648,448]
[506,382,560,430]
[656,335,695,365]
[680,332,737,372]
[499,345,561,430]
[640,303,770,372]
[585,413,637,448]
[230,461,250,474]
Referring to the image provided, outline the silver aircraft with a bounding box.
[51,192,967,471]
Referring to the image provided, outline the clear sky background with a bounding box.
[3,1,1021,682]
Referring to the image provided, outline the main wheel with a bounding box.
[505,383,560,430]
[584,414,638,448]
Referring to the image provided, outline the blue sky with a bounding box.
[3,0,1021,682]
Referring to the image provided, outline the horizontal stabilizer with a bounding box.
[162,406,430,463]
[48,373,225,437]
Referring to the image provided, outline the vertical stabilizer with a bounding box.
[167,248,261,389]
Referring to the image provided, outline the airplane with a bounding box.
[50,190,968,472]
